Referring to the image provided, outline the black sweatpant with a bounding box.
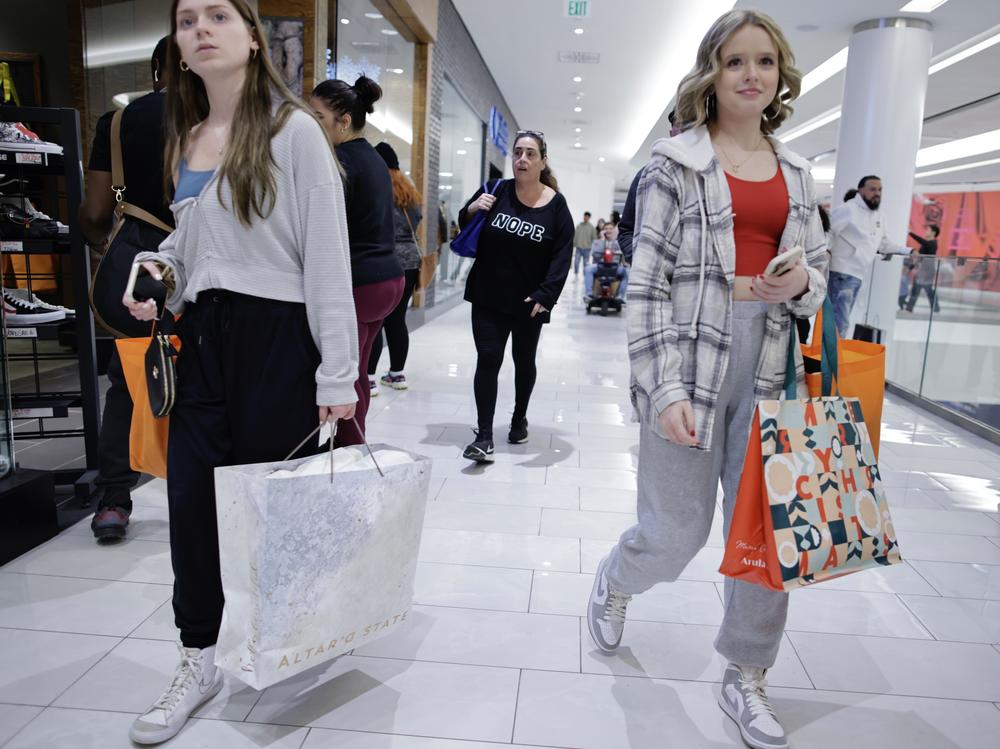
[471,304,544,436]
[368,268,419,375]
[95,345,140,512]
[167,291,320,649]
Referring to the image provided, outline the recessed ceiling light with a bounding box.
[573,106,582,112]
[899,0,950,12]
[930,29,1000,74]
[572,75,583,83]
[439,172,453,177]
[598,157,606,162]
[456,149,467,155]
[574,143,582,148]
[800,47,849,96]
[364,12,384,19]
[388,68,404,74]
[915,155,1000,178]
[916,127,1000,167]
[463,136,473,142]
[575,127,582,133]
[340,18,350,24]
[573,27,584,35]
[381,29,398,35]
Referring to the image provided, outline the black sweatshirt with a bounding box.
[908,232,938,255]
[459,179,574,319]
[335,138,403,287]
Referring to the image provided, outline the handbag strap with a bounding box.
[787,297,841,400]
[284,419,385,480]
[402,205,420,249]
[111,109,126,203]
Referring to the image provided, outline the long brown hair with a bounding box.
[389,169,422,210]
[674,9,801,135]
[164,0,328,226]
[513,133,559,192]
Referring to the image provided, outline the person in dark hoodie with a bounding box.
[457,130,573,462]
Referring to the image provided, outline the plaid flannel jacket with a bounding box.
[627,127,829,451]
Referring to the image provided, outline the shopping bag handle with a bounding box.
[283,418,385,481]
[785,296,840,400]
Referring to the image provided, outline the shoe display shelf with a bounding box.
[0,107,103,564]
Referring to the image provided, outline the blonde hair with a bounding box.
[165,0,335,227]
[674,9,801,135]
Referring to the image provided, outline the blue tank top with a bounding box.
[174,158,215,202]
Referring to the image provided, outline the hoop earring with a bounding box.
[179,60,190,72]
[705,91,716,118]
[251,48,258,60]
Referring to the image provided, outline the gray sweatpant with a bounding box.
[606,301,788,668]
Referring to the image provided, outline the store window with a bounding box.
[331,0,415,173]
[435,78,485,295]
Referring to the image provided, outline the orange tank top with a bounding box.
[726,168,788,276]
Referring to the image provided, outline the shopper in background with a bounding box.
[905,223,942,313]
[122,1,358,742]
[459,130,573,462]
[586,11,828,749]
[584,220,627,302]
[79,37,171,542]
[828,175,910,337]
[366,141,422,392]
[573,210,598,275]
[310,76,404,444]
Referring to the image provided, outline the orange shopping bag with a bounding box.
[115,333,180,479]
[719,323,901,591]
[802,299,886,459]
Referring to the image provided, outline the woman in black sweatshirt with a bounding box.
[311,76,404,446]
[905,223,941,313]
[458,130,574,462]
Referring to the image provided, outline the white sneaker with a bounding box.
[718,663,788,749]
[6,287,74,317]
[586,556,631,652]
[129,644,223,745]
[2,289,66,325]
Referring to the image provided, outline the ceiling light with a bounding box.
[574,143,582,148]
[574,28,584,35]
[381,29,399,35]
[575,127,582,133]
[899,0,950,12]
[439,172,453,177]
[915,128,1000,167]
[574,106,582,112]
[598,156,606,162]
[915,156,1000,178]
[929,29,1000,74]
[779,107,842,143]
[388,68,404,74]
[364,12,384,19]
[572,75,583,83]
[340,18,350,24]
[811,166,836,181]
[456,149,468,155]
[463,136,473,142]
[799,47,849,96]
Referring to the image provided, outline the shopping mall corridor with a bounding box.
[2,273,1000,748]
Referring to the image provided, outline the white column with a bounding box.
[832,17,932,357]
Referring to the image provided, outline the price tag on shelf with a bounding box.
[14,152,44,165]
[6,327,38,338]
[12,408,55,419]
[0,241,23,253]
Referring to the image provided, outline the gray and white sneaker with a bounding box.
[586,555,631,652]
[718,663,788,749]
[129,644,223,745]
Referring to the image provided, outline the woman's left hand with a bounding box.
[750,262,809,304]
[525,297,549,318]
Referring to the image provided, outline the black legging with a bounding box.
[471,304,544,436]
[368,268,419,375]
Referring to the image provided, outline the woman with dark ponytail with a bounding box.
[310,75,404,445]
[457,130,573,463]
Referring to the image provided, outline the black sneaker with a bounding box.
[508,418,529,444]
[91,507,130,540]
[463,432,495,463]
[3,289,66,325]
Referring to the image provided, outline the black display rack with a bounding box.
[0,107,102,561]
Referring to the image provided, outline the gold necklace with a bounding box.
[717,132,763,173]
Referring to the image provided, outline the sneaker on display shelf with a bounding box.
[0,122,64,154]
[0,196,68,234]
[129,644,223,745]
[6,288,75,318]
[3,289,66,325]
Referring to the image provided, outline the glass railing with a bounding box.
[888,254,1000,434]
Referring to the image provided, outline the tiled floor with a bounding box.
[3,272,1000,748]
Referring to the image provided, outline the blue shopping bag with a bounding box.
[450,179,502,258]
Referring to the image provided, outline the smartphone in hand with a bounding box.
[764,246,804,278]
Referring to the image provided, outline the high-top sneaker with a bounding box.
[3,288,66,325]
[718,663,789,749]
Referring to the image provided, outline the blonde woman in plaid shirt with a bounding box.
[587,10,828,749]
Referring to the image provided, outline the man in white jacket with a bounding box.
[828,175,911,337]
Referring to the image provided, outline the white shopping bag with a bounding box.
[213,442,431,689]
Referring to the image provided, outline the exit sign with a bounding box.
[566,1,590,18]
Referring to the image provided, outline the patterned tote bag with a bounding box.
[719,313,901,591]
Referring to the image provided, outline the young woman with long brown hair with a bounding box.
[123,0,358,742]
[458,130,574,462]
[586,11,828,748]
